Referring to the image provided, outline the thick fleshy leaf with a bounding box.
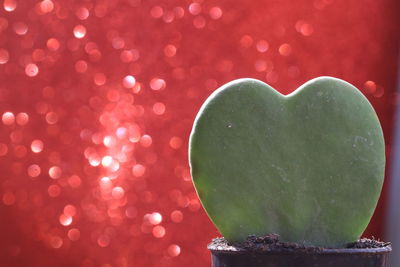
[189,77,385,248]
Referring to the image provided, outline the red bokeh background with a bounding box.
[0,0,399,266]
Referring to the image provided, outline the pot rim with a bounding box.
[208,244,392,255]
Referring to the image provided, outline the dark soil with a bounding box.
[208,234,390,253]
[346,238,391,249]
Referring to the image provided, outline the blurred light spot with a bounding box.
[279,43,292,56]
[68,228,80,241]
[123,75,136,88]
[164,44,176,57]
[112,37,125,49]
[49,166,62,179]
[169,137,182,149]
[149,212,162,225]
[16,112,29,125]
[240,35,253,48]
[95,4,107,18]
[132,164,145,177]
[116,127,127,139]
[296,20,314,36]
[189,199,201,211]
[59,214,73,226]
[120,49,139,62]
[0,48,9,64]
[13,22,28,35]
[163,10,174,23]
[40,0,54,13]
[64,204,77,216]
[112,186,125,199]
[103,136,116,148]
[373,86,384,98]
[3,0,16,11]
[140,135,152,147]
[152,102,166,115]
[102,156,113,167]
[167,244,181,257]
[255,60,267,72]
[89,154,101,166]
[97,235,110,247]
[50,236,63,248]
[28,164,41,177]
[256,40,269,53]
[68,175,81,188]
[99,177,112,190]
[364,80,377,94]
[2,112,15,125]
[2,191,15,205]
[301,23,313,36]
[152,225,165,238]
[174,6,185,18]
[150,6,163,18]
[31,139,44,153]
[209,6,222,19]
[150,78,166,90]
[48,184,61,197]
[75,60,88,73]
[73,25,86,39]
[128,125,141,142]
[45,111,58,124]
[94,73,106,86]
[193,16,206,29]
[189,3,201,15]
[171,210,183,223]
[47,38,60,51]
[125,207,137,218]
[25,63,39,77]
[76,7,89,20]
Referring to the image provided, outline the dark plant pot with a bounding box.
[209,244,392,267]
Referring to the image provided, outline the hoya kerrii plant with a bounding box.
[188,77,385,249]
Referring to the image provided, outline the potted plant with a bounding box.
[188,77,391,267]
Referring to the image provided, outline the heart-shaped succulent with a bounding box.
[189,77,385,248]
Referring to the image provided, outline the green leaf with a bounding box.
[189,77,385,248]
